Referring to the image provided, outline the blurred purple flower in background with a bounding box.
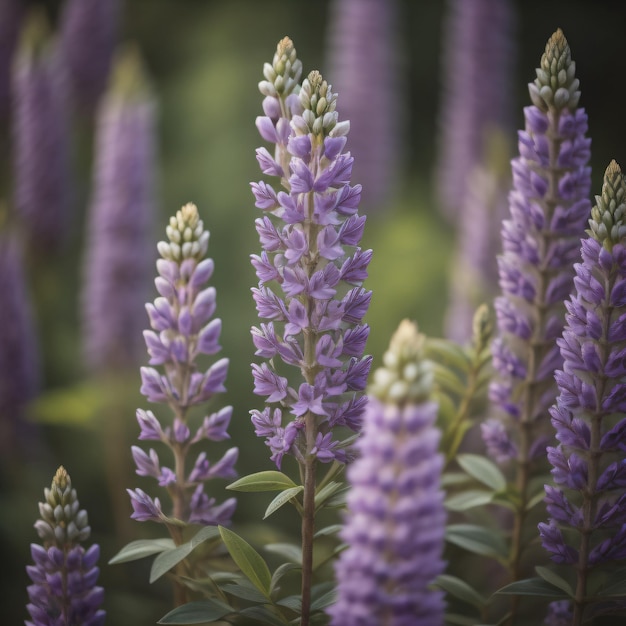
[0,0,23,119]
[130,202,237,527]
[539,161,626,623]
[59,0,121,113]
[328,320,446,626]
[25,466,105,626]
[324,0,402,213]
[250,37,373,468]
[81,46,156,372]
[12,9,72,252]
[435,0,516,220]
[0,228,40,462]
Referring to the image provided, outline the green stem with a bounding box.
[300,452,317,626]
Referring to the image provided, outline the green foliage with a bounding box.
[227,471,299,493]
[157,599,234,624]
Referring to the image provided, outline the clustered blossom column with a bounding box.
[250,37,372,625]
[12,10,71,252]
[25,466,105,626]
[481,29,591,582]
[129,202,237,603]
[81,47,156,372]
[539,161,626,624]
[59,0,120,113]
[324,0,401,213]
[328,320,446,626]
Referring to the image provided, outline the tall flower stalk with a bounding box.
[0,227,40,463]
[129,202,237,605]
[25,466,105,626]
[250,37,372,625]
[59,0,120,113]
[324,0,401,213]
[482,28,591,604]
[328,320,446,626]
[12,9,71,253]
[539,161,626,624]
[435,0,516,220]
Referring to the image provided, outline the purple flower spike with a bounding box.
[59,0,120,113]
[26,467,105,626]
[485,28,590,480]
[435,0,516,220]
[324,0,401,213]
[0,230,41,460]
[12,10,72,252]
[81,48,156,372]
[131,202,237,527]
[251,37,372,467]
[328,320,446,626]
[540,161,626,622]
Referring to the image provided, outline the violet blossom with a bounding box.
[539,161,626,623]
[59,0,120,113]
[0,229,40,461]
[484,28,591,465]
[12,10,72,252]
[435,0,516,220]
[250,36,373,468]
[25,466,105,626]
[324,0,401,213]
[81,48,156,372]
[129,202,237,527]
[328,320,446,626]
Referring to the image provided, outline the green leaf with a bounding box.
[239,605,289,626]
[310,589,337,611]
[496,577,570,598]
[221,582,268,603]
[535,566,573,597]
[445,489,493,511]
[445,524,507,559]
[219,526,272,598]
[596,577,626,597]
[425,338,471,371]
[150,526,220,583]
[157,599,234,624]
[263,486,303,519]
[434,574,487,610]
[108,538,175,565]
[431,362,467,396]
[227,471,298,492]
[525,489,547,511]
[270,562,301,593]
[276,594,302,611]
[265,542,302,564]
[314,481,343,508]
[314,524,342,539]
[457,454,506,492]
[441,471,473,488]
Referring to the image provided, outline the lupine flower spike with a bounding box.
[328,320,446,626]
[251,37,372,624]
[12,9,72,252]
[59,0,120,113]
[324,0,401,212]
[539,161,626,624]
[0,227,40,462]
[25,466,105,626]
[435,0,516,220]
[481,28,591,583]
[81,46,156,372]
[127,203,237,603]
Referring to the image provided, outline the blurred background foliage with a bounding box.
[0,0,625,623]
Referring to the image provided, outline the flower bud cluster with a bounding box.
[250,36,372,468]
[328,321,446,625]
[25,467,105,626]
[539,163,626,616]
[129,203,237,526]
[485,29,591,462]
